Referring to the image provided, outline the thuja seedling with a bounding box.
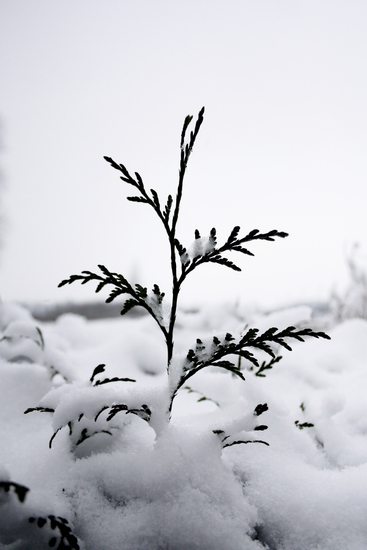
[37,108,330,445]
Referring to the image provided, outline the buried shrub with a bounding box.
[0,477,79,549]
[27,108,330,449]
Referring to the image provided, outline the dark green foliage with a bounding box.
[48,428,62,448]
[254,355,283,377]
[60,266,169,340]
[254,403,268,416]
[178,226,289,276]
[96,403,152,423]
[90,363,136,386]
[28,515,80,549]
[0,480,29,503]
[295,421,315,430]
[26,365,136,449]
[93,402,152,424]
[36,327,45,350]
[0,480,79,550]
[93,377,136,386]
[213,403,270,448]
[183,386,220,407]
[168,325,329,413]
[222,438,269,448]
[55,107,330,438]
[89,363,106,383]
[114,403,151,422]
[58,108,292,370]
[295,403,315,430]
[75,428,112,446]
[24,406,55,414]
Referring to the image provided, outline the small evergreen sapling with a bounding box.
[40,108,329,445]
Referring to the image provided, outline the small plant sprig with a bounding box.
[295,402,315,430]
[28,515,80,550]
[25,364,138,449]
[0,480,29,503]
[214,403,270,448]
[56,108,330,437]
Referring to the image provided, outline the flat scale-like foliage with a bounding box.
[33,108,330,446]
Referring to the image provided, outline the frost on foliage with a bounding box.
[2,302,366,550]
[168,323,329,415]
[26,369,135,450]
[251,305,313,333]
[25,363,172,451]
[55,106,328,433]
[0,466,29,506]
[57,108,305,429]
[214,403,269,448]
[144,284,170,330]
[4,301,367,550]
[186,233,216,261]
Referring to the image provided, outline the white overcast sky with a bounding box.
[0,1,366,310]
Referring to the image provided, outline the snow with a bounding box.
[187,235,216,261]
[1,299,367,549]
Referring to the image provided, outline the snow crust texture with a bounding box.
[1,301,367,549]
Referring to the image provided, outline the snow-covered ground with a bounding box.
[1,297,367,550]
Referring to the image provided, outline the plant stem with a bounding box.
[166,108,205,371]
